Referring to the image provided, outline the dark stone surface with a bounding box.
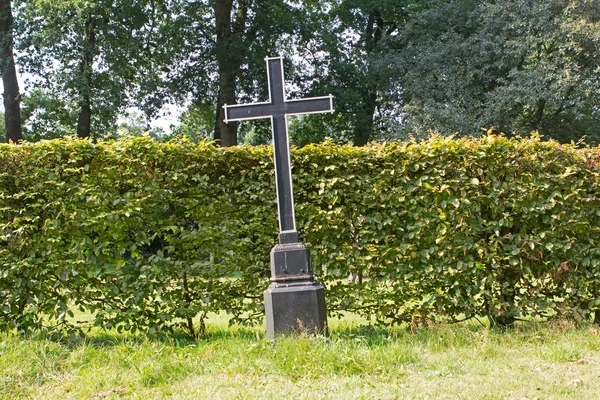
[270,241,312,281]
[265,241,328,338]
[223,57,333,237]
[264,280,327,339]
[278,231,299,244]
[223,56,333,338]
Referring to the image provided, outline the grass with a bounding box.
[1,315,599,399]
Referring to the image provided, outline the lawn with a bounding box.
[1,315,599,400]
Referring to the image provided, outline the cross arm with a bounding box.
[223,94,334,124]
[223,102,274,123]
[284,95,334,117]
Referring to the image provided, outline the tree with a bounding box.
[387,0,600,143]
[0,0,21,143]
[167,0,322,147]
[10,0,598,146]
[213,0,244,147]
[342,2,404,146]
[171,102,215,143]
[287,0,417,146]
[16,0,172,140]
[20,88,77,140]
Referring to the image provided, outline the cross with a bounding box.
[223,56,334,244]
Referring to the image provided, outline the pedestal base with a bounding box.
[264,280,327,339]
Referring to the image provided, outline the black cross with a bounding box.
[224,57,334,244]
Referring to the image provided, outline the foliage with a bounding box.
[14,0,172,140]
[385,0,600,144]
[292,0,413,146]
[19,88,77,140]
[113,109,165,140]
[170,102,216,143]
[6,0,599,145]
[1,135,599,337]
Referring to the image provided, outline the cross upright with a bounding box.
[224,56,334,244]
[223,56,332,339]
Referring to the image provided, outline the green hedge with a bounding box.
[1,135,599,336]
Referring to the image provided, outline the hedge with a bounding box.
[1,135,599,336]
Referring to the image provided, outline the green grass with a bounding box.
[1,315,599,399]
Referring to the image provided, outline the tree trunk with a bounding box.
[531,98,546,132]
[353,90,377,146]
[353,9,384,147]
[214,0,238,147]
[0,0,21,143]
[214,82,238,147]
[77,19,96,139]
[77,98,92,139]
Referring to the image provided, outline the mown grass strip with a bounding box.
[1,316,598,399]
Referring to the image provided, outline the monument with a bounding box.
[223,56,333,339]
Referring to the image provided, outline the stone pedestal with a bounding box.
[264,241,328,339]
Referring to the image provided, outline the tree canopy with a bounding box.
[1,0,598,145]
[387,0,600,143]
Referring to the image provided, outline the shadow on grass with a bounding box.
[13,323,399,349]
[17,323,264,350]
[8,316,594,351]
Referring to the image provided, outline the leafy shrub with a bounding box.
[1,135,599,336]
